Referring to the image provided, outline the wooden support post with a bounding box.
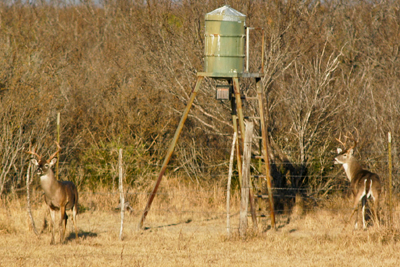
[258,123,263,213]
[233,78,246,146]
[232,115,242,188]
[226,132,237,237]
[231,90,243,189]
[234,78,257,229]
[239,121,254,238]
[256,78,276,229]
[137,77,204,229]
[248,181,258,230]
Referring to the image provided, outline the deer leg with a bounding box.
[349,206,358,229]
[349,199,359,229]
[72,204,78,242]
[40,208,49,234]
[361,196,367,230]
[371,198,380,228]
[352,190,368,230]
[59,206,67,244]
[49,209,56,245]
[349,194,362,229]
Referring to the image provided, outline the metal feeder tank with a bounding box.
[204,5,246,76]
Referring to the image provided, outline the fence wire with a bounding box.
[2,146,400,234]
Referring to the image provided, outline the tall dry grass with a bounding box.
[1,176,400,266]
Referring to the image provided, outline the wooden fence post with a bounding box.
[56,112,60,180]
[388,132,393,228]
[26,161,39,236]
[239,122,254,238]
[119,148,125,241]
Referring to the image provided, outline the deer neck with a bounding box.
[40,171,60,196]
[343,158,362,182]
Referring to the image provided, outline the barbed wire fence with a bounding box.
[4,179,400,238]
[2,142,399,238]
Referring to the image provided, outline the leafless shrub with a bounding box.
[0,0,399,196]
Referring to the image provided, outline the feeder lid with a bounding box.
[205,5,246,22]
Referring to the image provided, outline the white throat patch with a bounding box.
[343,163,349,172]
[342,163,352,181]
[40,174,51,183]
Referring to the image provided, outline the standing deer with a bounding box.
[334,132,381,230]
[26,141,79,244]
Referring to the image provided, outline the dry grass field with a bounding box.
[2,2,400,266]
[1,178,400,267]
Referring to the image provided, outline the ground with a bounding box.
[2,201,400,267]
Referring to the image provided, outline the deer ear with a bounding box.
[31,159,39,166]
[349,148,354,155]
[336,148,342,154]
[49,158,57,166]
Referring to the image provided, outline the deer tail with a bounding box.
[364,178,372,198]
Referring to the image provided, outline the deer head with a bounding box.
[26,141,62,176]
[334,130,359,165]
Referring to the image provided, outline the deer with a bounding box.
[26,141,79,244]
[334,131,381,230]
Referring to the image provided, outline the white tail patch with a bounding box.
[367,180,373,199]
[363,179,368,196]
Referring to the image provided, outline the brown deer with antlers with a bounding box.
[27,141,79,244]
[334,131,381,230]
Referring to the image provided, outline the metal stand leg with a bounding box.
[137,77,204,229]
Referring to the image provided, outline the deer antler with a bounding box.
[335,132,348,148]
[47,141,62,163]
[25,143,42,162]
[344,128,359,150]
